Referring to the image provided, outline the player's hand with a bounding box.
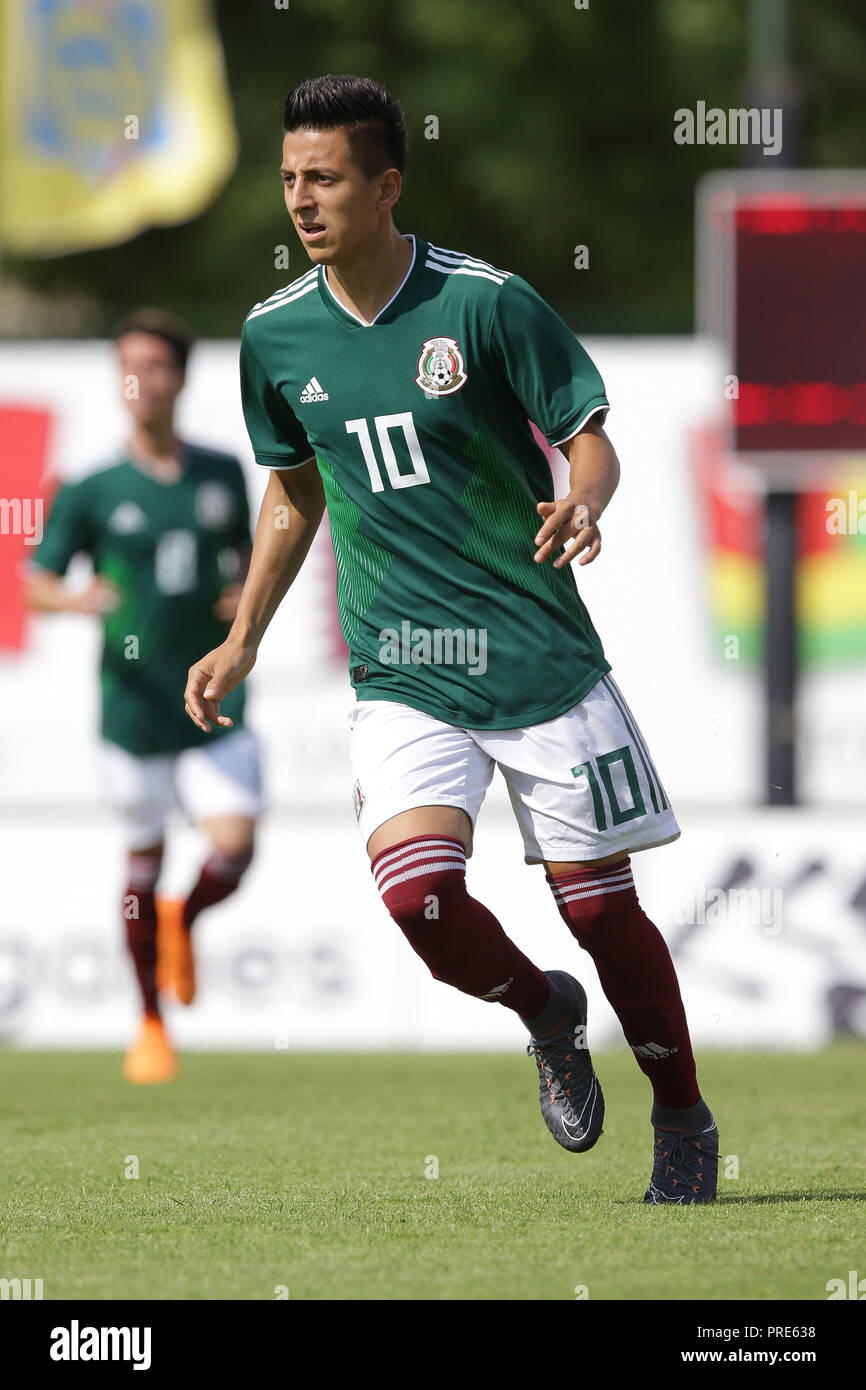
[534,498,602,568]
[69,575,121,614]
[184,639,257,733]
[212,583,244,623]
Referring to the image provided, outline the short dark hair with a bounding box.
[283,74,408,179]
[113,308,194,371]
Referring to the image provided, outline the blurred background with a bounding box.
[1,0,865,1054]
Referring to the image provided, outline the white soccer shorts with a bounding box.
[98,728,264,850]
[348,674,680,864]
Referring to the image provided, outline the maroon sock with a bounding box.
[547,858,700,1109]
[372,835,549,1018]
[183,850,253,930]
[123,854,161,1019]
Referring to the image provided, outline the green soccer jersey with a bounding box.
[240,235,611,730]
[34,444,251,756]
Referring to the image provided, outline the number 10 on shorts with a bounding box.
[571,746,646,830]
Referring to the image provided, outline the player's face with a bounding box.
[116,333,184,427]
[280,127,400,265]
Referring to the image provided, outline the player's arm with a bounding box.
[213,463,255,622]
[25,479,119,613]
[27,567,119,614]
[533,415,621,569]
[486,272,616,570]
[184,460,324,732]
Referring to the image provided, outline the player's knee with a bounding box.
[546,860,638,949]
[208,848,253,883]
[377,871,464,936]
[383,895,490,996]
[555,898,609,951]
[126,849,163,893]
[206,824,255,859]
[371,834,468,928]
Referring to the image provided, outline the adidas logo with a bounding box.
[480,977,513,1001]
[300,376,329,403]
[631,1041,679,1060]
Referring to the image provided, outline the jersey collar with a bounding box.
[317,234,427,329]
[125,439,191,487]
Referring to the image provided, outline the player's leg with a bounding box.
[545,850,701,1110]
[355,701,565,1030]
[482,674,718,1198]
[544,851,717,1199]
[97,741,178,1083]
[369,805,572,1022]
[180,730,261,924]
[164,729,262,1004]
[124,841,164,1023]
[188,813,256,926]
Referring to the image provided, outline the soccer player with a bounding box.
[29,310,262,1084]
[185,76,719,1201]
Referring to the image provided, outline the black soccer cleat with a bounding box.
[643,1120,719,1204]
[526,970,604,1153]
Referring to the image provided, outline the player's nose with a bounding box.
[289,178,315,210]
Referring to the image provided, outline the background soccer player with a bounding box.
[29,310,263,1084]
[185,75,718,1202]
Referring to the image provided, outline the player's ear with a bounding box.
[377,168,402,212]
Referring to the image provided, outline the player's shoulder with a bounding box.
[242,265,321,335]
[422,239,515,295]
[60,455,131,497]
[184,441,243,479]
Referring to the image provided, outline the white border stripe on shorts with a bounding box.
[607,674,670,810]
[601,675,667,814]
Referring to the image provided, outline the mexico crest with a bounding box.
[195,481,236,530]
[415,337,468,396]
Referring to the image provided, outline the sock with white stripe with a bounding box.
[547,858,700,1109]
[372,835,549,1017]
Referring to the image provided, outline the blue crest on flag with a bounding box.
[24,0,167,182]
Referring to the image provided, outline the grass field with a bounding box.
[1,1045,864,1301]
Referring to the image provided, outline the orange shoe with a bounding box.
[123,1015,179,1084]
[156,897,196,1005]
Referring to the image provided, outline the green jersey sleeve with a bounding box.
[487,274,609,447]
[239,323,314,469]
[33,479,93,574]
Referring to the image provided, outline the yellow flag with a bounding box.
[0,0,238,255]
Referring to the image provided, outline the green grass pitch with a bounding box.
[2,1045,864,1300]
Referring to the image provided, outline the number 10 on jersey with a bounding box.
[345,413,430,492]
